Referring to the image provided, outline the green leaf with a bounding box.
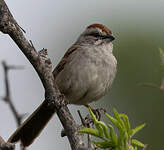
[84,107,146,150]
[78,128,103,138]
[131,139,145,148]
[131,123,146,137]
[118,131,129,150]
[113,109,125,129]
[95,123,104,139]
[88,107,97,122]
[105,113,123,131]
[119,113,131,136]
[98,121,110,139]
[92,140,115,149]
[108,124,118,145]
[159,48,164,66]
[88,107,104,139]
[129,145,135,150]
[134,146,138,150]
[117,132,124,149]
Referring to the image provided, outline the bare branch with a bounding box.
[77,110,96,150]
[138,82,160,89]
[1,61,26,150]
[139,77,164,91]
[0,136,15,150]
[2,61,23,126]
[0,0,88,149]
[159,78,164,91]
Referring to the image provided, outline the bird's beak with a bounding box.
[102,34,115,42]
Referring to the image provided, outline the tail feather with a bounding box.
[8,100,56,147]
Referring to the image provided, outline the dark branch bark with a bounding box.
[0,136,15,150]
[0,0,89,149]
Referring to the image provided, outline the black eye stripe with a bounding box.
[89,32,101,37]
[87,32,103,38]
[86,32,115,41]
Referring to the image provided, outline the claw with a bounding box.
[84,104,103,121]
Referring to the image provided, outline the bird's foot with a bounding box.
[84,105,106,121]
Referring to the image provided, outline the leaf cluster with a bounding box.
[78,108,146,150]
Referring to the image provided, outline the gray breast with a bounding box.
[55,45,117,105]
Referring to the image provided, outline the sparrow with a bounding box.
[8,23,117,147]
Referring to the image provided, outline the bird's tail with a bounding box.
[8,100,56,147]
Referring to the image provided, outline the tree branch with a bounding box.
[1,61,26,150]
[0,136,15,150]
[0,0,88,149]
[2,61,23,126]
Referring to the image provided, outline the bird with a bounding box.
[8,23,117,147]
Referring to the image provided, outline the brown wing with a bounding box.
[52,44,80,78]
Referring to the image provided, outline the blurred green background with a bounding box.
[0,1,164,150]
[94,23,164,150]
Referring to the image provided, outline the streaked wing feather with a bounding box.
[52,45,80,78]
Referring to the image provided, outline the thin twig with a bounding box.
[77,110,96,150]
[78,110,86,126]
[16,22,26,33]
[29,40,36,51]
[139,80,164,91]
[0,0,89,149]
[2,61,22,126]
[2,61,26,150]
[138,83,160,89]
